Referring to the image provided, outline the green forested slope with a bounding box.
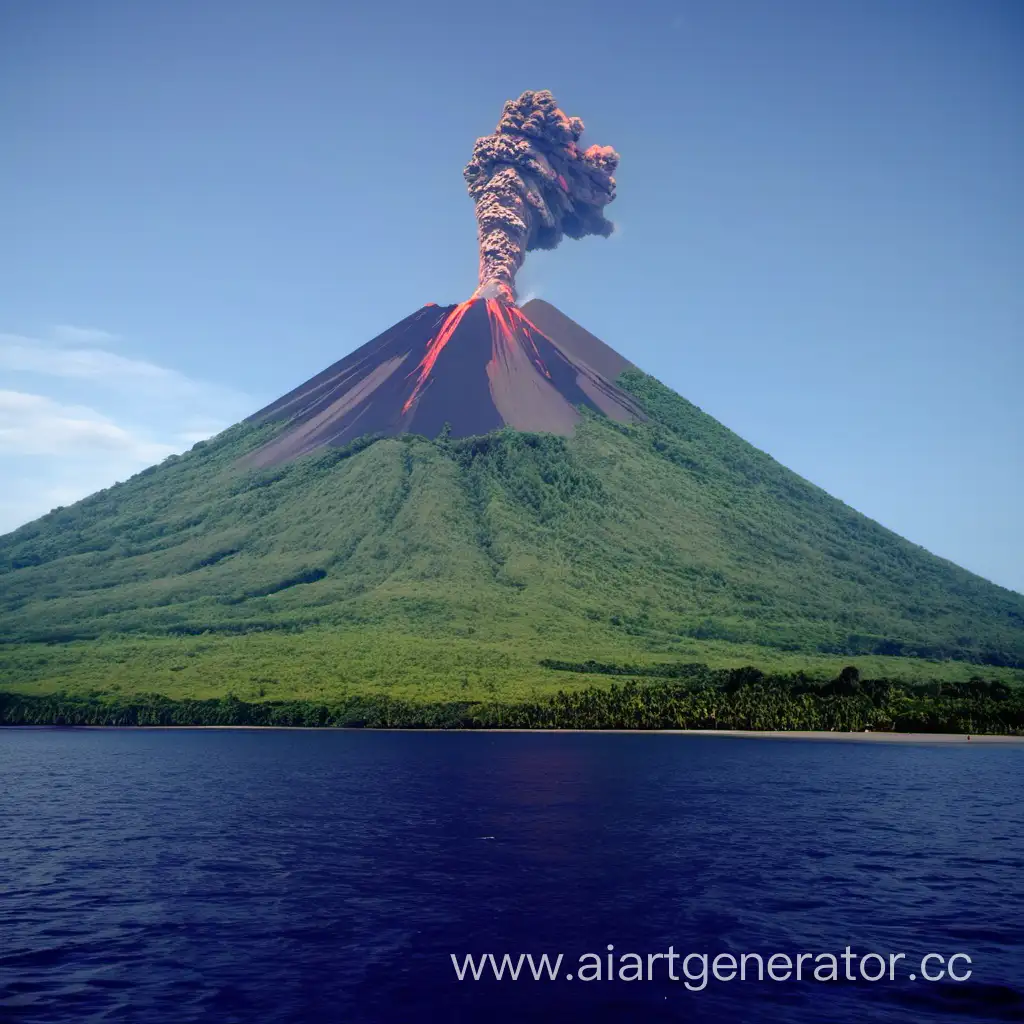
[1,371,1022,701]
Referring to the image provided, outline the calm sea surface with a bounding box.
[1,729,1021,1023]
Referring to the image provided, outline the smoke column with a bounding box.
[464,90,619,304]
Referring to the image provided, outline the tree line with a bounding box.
[2,665,1021,734]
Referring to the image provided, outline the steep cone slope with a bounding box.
[244,298,642,468]
[1,302,1023,702]
[519,299,634,382]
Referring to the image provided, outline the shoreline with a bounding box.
[6,725,1022,743]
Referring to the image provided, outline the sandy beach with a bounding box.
[651,729,1024,744]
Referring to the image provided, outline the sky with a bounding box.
[1,0,1021,592]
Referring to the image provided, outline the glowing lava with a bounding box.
[485,299,552,378]
[402,300,475,414]
[402,297,560,415]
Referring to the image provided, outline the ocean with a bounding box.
[1,729,1021,1022]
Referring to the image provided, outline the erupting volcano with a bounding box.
[6,90,1024,716]
[246,90,632,467]
[8,90,1024,712]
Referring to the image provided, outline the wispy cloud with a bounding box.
[50,324,120,346]
[0,390,183,534]
[0,334,243,406]
[0,324,253,535]
[0,391,175,461]
[1,339,175,383]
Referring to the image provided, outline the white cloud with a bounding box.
[0,337,232,402]
[0,324,253,535]
[0,390,175,461]
[50,324,120,346]
[1,340,168,381]
[0,391,184,534]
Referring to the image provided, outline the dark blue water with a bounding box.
[1,730,1021,1023]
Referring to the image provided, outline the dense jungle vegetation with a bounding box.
[2,666,1020,735]
[2,369,1022,706]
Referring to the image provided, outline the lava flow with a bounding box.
[485,299,552,379]
[403,298,560,415]
[402,297,559,415]
[401,300,475,414]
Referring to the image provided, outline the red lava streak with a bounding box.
[404,299,559,415]
[486,300,552,378]
[402,300,475,413]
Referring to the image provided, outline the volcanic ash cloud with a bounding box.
[464,90,619,303]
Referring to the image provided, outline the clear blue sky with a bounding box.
[2,0,1021,592]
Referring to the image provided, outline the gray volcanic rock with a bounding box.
[245,298,643,467]
[519,299,633,382]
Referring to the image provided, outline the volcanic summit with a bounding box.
[245,299,642,467]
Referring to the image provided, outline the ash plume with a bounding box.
[464,90,619,304]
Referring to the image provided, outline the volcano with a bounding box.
[1,299,1023,704]
[244,299,642,468]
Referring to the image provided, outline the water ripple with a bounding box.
[1,730,1021,1023]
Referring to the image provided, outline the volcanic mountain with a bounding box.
[244,298,642,467]
[1,299,1023,703]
